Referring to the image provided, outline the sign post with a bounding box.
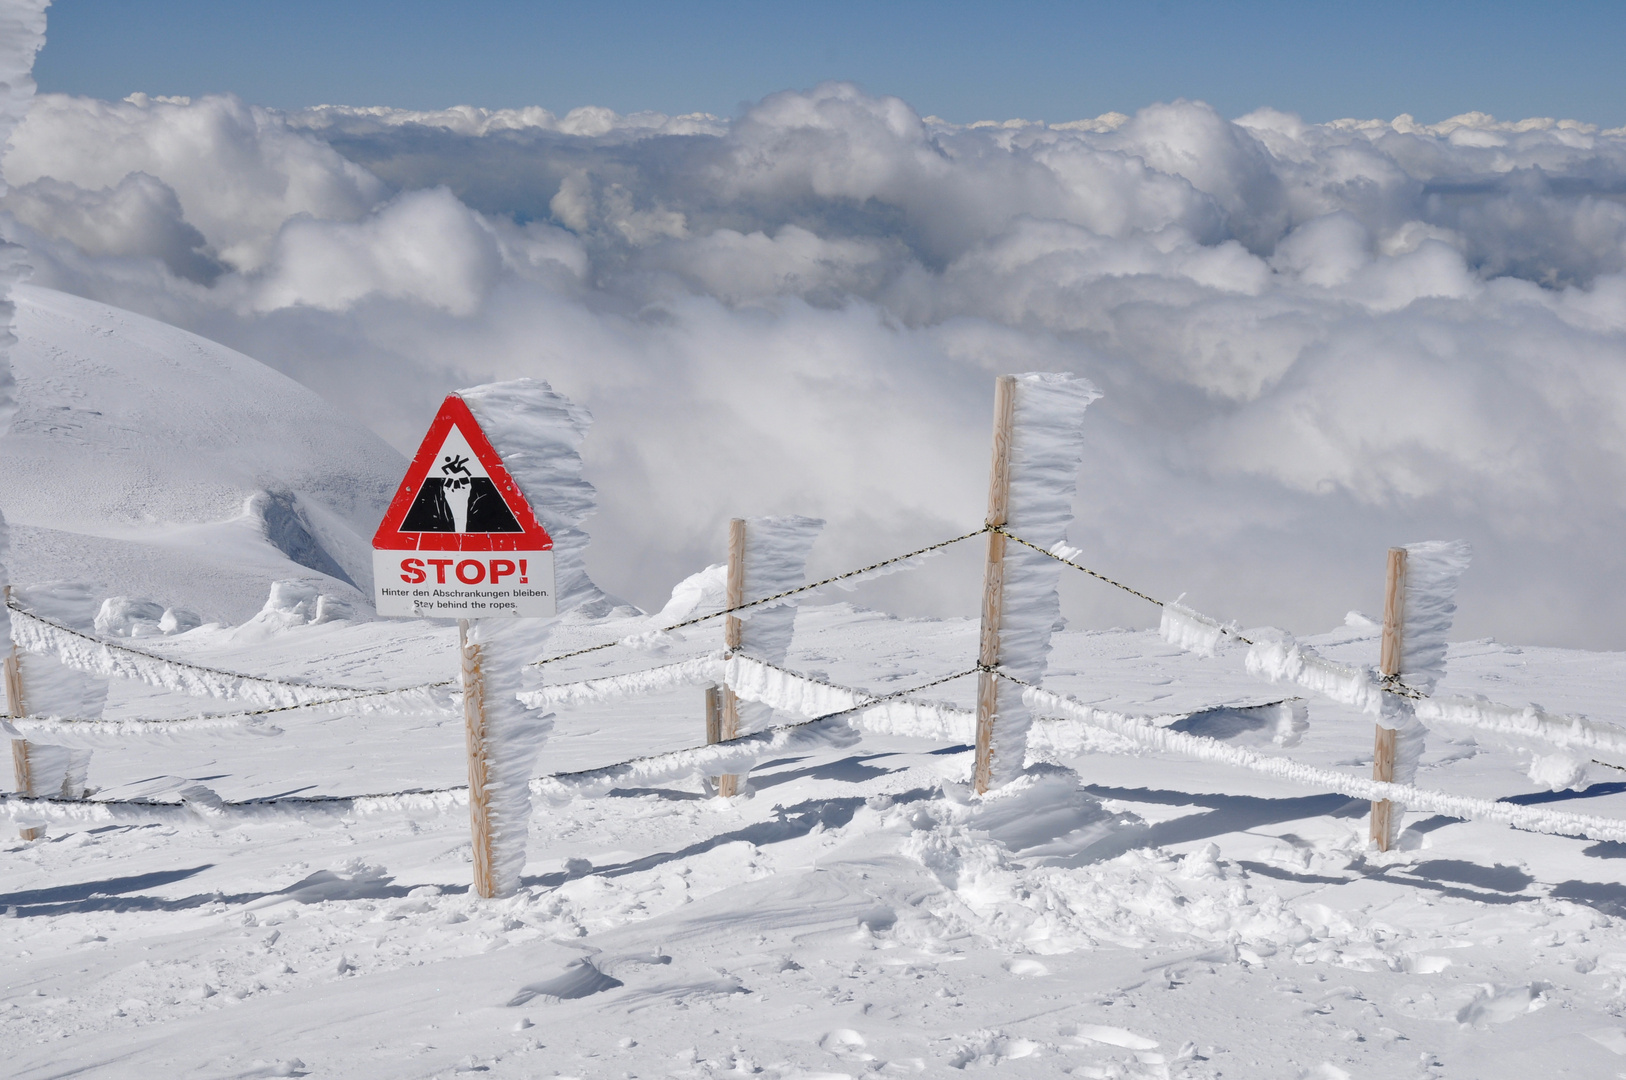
[374,393,558,898]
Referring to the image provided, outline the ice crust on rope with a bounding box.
[1019,684,1626,844]
[520,656,724,711]
[458,378,610,615]
[987,372,1100,789]
[1243,630,1383,715]
[18,663,1626,845]
[724,655,976,741]
[10,713,281,738]
[9,606,447,710]
[532,718,860,803]
[1158,601,1231,658]
[1398,540,1473,694]
[1416,694,1626,792]
[1170,594,1622,793]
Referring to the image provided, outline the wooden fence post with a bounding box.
[1371,546,1406,851]
[5,587,41,840]
[705,685,723,746]
[460,619,497,898]
[974,375,1017,795]
[715,518,747,797]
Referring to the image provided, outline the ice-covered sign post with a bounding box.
[374,380,590,898]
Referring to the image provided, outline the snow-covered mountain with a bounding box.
[0,284,404,626]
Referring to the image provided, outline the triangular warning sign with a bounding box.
[373,395,553,553]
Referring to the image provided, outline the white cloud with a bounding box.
[7,84,1626,646]
[5,92,386,271]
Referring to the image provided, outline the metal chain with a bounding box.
[530,527,990,668]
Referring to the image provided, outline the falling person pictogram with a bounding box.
[400,450,523,534]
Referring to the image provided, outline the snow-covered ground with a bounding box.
[6,585,1626,1079]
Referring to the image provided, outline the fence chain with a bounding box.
[531,527,990,668]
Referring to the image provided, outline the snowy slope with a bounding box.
[0,284,404,625]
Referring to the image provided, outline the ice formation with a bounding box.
[456,378,607,895]
[1158,600,1232,658]
[1368,540,1471,844]
[726,514,824,736]
[9,605,439,709]
[458,378,608,614]
[1410,692,1626,793]
[10,650,108,720]
[1020,684,1626,844]
[0,726,90,799]
[464,618,555,896]
[1243,630,1383,715]
[1397,540,1473,694]
[520,656,723,711]
[985,372,1101,788]
[532,716,860,803]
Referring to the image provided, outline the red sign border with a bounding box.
[372,394,554,553]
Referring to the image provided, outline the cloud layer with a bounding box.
[5,84,1626,647]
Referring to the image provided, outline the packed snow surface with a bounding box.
[8,585,1626,1077]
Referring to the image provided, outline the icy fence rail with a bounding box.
[1154,596,1626,768]
[9,527,1626,845]
[8,603,451,711]
[16,526,1611,764]
[10,653,1626,847]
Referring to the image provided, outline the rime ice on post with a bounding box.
[709,516,823,795]
[975,372,1101,793]
[1372,540,1471,851]
[459,378,605,896]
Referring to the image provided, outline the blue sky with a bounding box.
[31,0,1626,125]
